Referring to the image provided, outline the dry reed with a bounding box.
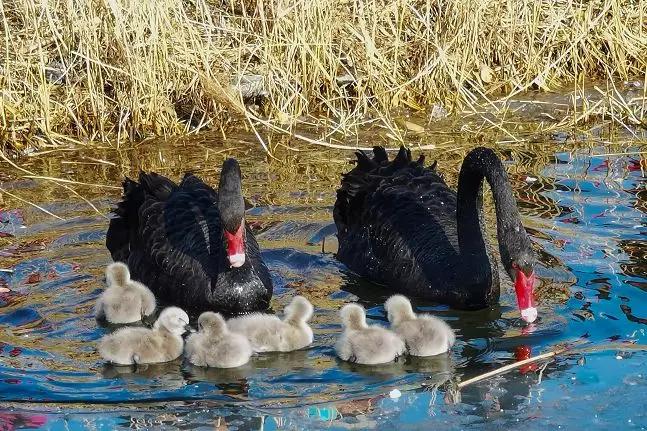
[0,0,645,151]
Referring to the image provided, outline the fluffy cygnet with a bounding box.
[335,303,405,365]
[95,262,156,324]
[185,312,252,368]
[384,295,455,356]
[98,307,190,365]
[227,295,314,352]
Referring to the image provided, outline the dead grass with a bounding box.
[0,0,645,152]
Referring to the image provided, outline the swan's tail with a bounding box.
[284,296,314,325]
[106,262,130,287]
[340,303,367,330]
[106,177,142,263]
[384,294,416,325]
[334,146,441,236]
[139,171,176,201]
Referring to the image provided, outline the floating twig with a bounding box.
[457,342,647,390]
[458,350,563,389]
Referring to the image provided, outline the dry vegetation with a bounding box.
[1,0,646,152]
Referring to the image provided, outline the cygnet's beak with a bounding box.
[184,324,194,333]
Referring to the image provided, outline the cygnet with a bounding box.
[95,262,156,324]
[185,312,252,368]
[227,295,314,352]
[98,307,190,365]
[335,303,405,365]
[384,294,455,356]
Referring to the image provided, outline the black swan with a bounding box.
[333,146,537,323]
[106,159,273,315]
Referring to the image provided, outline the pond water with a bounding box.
[0,134,645,430]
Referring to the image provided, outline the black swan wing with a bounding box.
[126,174,224,308]
[334,147,462,298]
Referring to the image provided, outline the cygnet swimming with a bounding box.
[384,294,455,356]
[98,307,190,365]
[227,295,314,352]
[185,312,252,368]
[95,262,156,324]
[335,303,405,365]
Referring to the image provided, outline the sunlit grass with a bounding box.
[0,0,645,151]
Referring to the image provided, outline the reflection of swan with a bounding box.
[101,360,182,379]
[337,359,405,380]
[336,352,454,382]
[186,363,253,398]
[185,350,318,399]
[186,362,255,384]
[101,360,187,389]
[405,353,455,378]
[251,349,312,371]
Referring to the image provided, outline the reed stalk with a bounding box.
[0,0,645,151]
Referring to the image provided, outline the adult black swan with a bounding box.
[106,159,273,315]
[334,146,537,323]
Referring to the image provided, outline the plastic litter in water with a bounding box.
[389,389,402,399]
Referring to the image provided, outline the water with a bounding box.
[0,136,645,430]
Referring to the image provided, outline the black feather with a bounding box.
[333,146,536,310]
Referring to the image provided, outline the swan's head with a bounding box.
[508,251,537,324]
[340,303,367,330]
[154,307,191,336]
[218,158,246,268]
[197,311,227,334]
[384,295,416,325]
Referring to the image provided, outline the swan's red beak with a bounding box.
[514,267,536,323]
[224,222,245,268]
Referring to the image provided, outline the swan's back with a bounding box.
[334,147,467,303]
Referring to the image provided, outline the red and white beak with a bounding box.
[514,267,537,323]
[224,222,245,268]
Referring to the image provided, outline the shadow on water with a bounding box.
[0,134,645,429]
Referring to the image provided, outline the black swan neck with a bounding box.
[456,148,531,304]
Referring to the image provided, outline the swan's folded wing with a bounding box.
[336,163,460,297]
[130,183,224,303]
[334,146,437,232]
